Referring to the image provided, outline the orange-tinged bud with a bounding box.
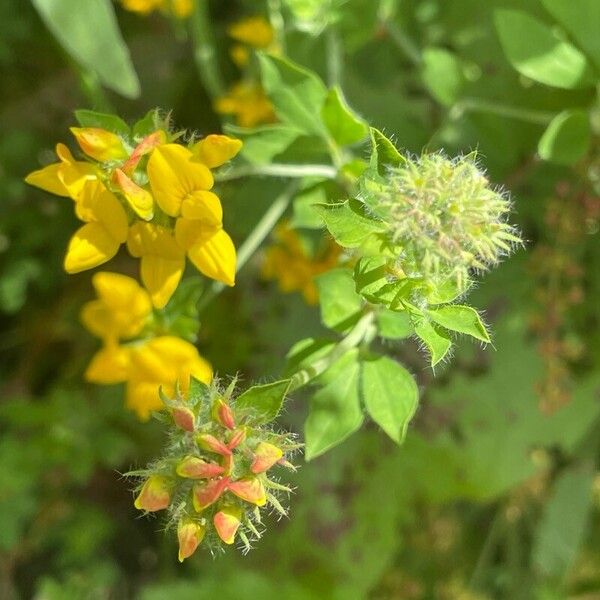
[251,442,283,474]
[196,433,232,456]
[221,453,234,476]
[70,127,128,162]
[134,475,171,512]
[212,397,235,429]
[213,505,242,545]
[122,130,166,174]
[113,168,154,220]
[192,478,229,512]
[227,428,246,450]
[172,406,195,432]
[176,456,225,479]
[177,519,205,562]
[228,477,267,506]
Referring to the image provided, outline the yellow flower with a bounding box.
[70,127,129,162]
[127,222,186,309]
[65,180,129,273]
[191,134,243,169]
[126,336,212,420]
[81,271,152,343]
[215,82,276,128]
[120,0,193,18]
[24,143,97,200]
[227,16,274,50]
[146,143,237,290]
[262,222,342,304]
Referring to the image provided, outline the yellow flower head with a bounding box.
[25,116,242,307]
[227,16,274,50]
[120,0,193,18]
[215,82,276,128]
[262,221,342,304]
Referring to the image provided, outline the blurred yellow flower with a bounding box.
[81,272,212,420]
[215,82,276,128]
[262,221,342,304]
[227,16,274,49]
[25,125,242,307]
[120,0,193,18]
[80,271,152,343]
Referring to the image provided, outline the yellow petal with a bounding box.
[126,379,164,420]
[70,127,128,162]
[25,162,69,197]
[84,344,131,384]
[191,135,242,169]
[147,144,214,217]
[227,16,274,48]
[114,168,154,220]
[213,506,242,545]
[177,519,205,562]
[141,254,184,308]
[64,223,122,273]
[180,190,223,225]
[187,228,236,286]
[230,44,250,68]
[134,475,171,511]
[171,0,193,18]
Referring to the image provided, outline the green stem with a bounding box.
[469,509,505,590]
[326,27,343,87]
[190,0,225,99]
[78,69,113,112]
[196,182,299,311]
[267,0,286,53]
[382,20,422,66]
[215,163,338,182]
[454,98,556,125]
[289,311,376,392]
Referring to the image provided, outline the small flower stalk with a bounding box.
[131,377,300,559]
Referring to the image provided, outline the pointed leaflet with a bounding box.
[315,268,363,332]
[361,354,418,444]
[538,110,591,166]
[413,318,452,367]
[305,350,363,460]
[235,380,291,424]
[321,87,368,146]
[427,305,490,343]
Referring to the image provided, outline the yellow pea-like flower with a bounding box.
[191,134,243,169]
[215,82,276,128]
[25,143,97,200]
[81,271,152,342]
[70,127,129,162]
[84,343,132,385]
[227,16,274,49]
[127,222,186,309]
[64,181,128,274]
[146,144,214,217]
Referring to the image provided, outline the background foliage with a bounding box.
[1,0,599,598]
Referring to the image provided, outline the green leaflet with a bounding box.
[321,86,368,146]
[361,354,418,444]
[235,380,291,425]
[315,268,363,332]
[427,305,491,343]
[538,109,591,165]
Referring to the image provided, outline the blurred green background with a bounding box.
[1,0,599,598]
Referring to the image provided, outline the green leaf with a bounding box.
[538,109,591,165]
[305,351,363,460]
[132,109,160,138]
[376,309,413,340]
[31,0,140,98]
[412,317,452,367]
[258,53,328,136]
[541,0,600,70]
[361,354,418,444]
[354,256,394,302]
[315,199,385,248]
[494,9,595,89]
[291,184,328,229]
[224,123,302,165]
[74,110,130,136]
[533,464,594,579]
[369,127,404,175]
[235,380,291,424]
[421,47,465,106]
[321,86,368,146]
[427,305,490,343]
[315,268,363,332]
[187,376,211,406]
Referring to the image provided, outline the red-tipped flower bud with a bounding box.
[177,519,205,562]
[193,478,229,512]
[228,477,267,506]
[176,455,225,479]
[172,406,195,432]
[134,475,171,512]
[196,433,232,456]
[251,442,283,474]
[214,505,243,545]
[212,397,236,429]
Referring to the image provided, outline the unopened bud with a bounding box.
[228,477,267,506]
[212,397,236,429]
[251,442,283,474]
[193,478,229,512]
[227,427,247,450]
[134,475,171,512]
[176,455,225,479]
[213,505,243,545]
[177,519,205,562]
[196,433,232,456]
[172,406,195,432]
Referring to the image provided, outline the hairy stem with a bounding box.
[289,311,376,391]
[454,98,556,125]
[215,163,338,182]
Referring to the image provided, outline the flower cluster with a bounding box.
[120,0,193,18]
[262,221,342,304]
[25,116,242,308]
[364,153,520,296]
[215,16,276,127]
[133,378,299,560]
[82,271,211,420]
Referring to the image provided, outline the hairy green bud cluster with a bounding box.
[369,153,520,294]
[130,377,300,560]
